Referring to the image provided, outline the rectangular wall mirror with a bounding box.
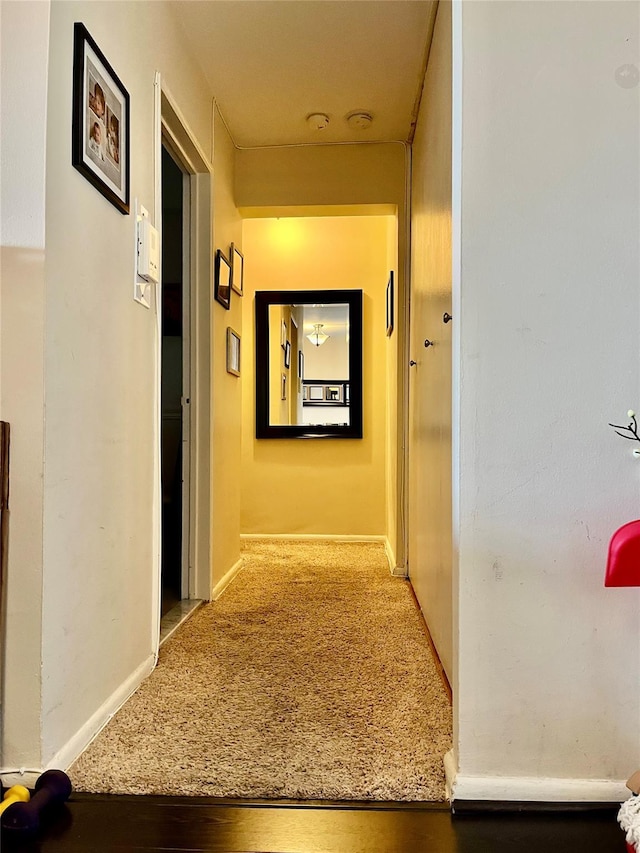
[255,289,363,439]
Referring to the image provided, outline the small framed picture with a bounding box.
[231,243,244,296]
[72,23,130,214]
[309,385,324,402]
[226,327,240,376]
[284,340,291,369]
[386,271,394,336]
[326,385,343,403]
[298,350,304,380]
[215,249,231,309]
[281,319,287,349]
[281,373,287,401]
[303,385,308,401]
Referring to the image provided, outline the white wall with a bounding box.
[454,0,640,800]
[0,0,50,770]
[0,0,219,774]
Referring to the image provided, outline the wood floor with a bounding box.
[6,794,626,852]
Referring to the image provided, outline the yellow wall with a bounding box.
[241,215,393,536]
[237,144,407,565]
[409,0,453,678]
[211,110,243,586]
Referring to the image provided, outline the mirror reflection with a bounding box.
[255,289,363,439]
[268,303,350,428]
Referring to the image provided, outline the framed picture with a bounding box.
[231,243,244,296]
[326,385,343,403]
[215,249,231,309]
[284,340,291,369]
[281,319,287,349]
[298,350,304,380]
[230,243,244,296]
[72,23,130,215]
[386,271,394,336]
[281,373,287,401]
[309,385,324,402]
[226,327,240,376]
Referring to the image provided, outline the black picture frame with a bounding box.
[386,271,394,337]
[226,327,240,376]
[72,23,130,215]
[255,289,363,439]
[231,243,244,296]
[284,340,291,369]
[215,249,232,309]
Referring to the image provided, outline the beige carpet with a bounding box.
[70,540,452,801]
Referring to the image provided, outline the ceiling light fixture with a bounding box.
[306,323,329,347]
[306,113,330,131]
[346,111,373,130]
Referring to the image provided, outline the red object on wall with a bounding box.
[605,520,640,587]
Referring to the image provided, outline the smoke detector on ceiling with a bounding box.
[306,113,330,131]
[346,111,373,130]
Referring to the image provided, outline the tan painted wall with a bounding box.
[409,1,453,679]
[211,110,243,587]
[237,145,406,564]
[240,216,392,537]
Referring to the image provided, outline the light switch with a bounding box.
[137,217,160,284]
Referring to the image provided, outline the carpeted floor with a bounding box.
[70,540,452,801]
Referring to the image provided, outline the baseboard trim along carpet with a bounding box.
[69,540,452,801]
[0,654,156,789]
[240,534,388,543]
[448,773,628,805]
[211,557,244,600]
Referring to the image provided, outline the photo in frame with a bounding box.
[72,23,130,214]
[231,243,244,296]
[215,249,232,309]
[226,327,240,376]
[386,271,394,337]
[284,340,291,370]
[281,373,287,401]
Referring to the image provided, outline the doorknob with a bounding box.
[443,312,452,324]
[410,360,417,366]
[424,339,434,348]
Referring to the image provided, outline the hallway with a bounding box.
[69,541,452,801]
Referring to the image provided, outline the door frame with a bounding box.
[152,77,213,652]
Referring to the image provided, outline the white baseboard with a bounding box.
[444,748,457,801]
[212,557,243,600]
[0,654,156,786]
[450,771,629,804]
[241,534,387,543]
[384,537,408,577]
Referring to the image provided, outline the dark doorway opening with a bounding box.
[161,145,186,616]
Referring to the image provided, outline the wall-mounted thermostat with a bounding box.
[137,216,160,284]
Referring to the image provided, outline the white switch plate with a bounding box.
[134,200,152,308]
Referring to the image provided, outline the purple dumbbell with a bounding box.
[1,769,72,838]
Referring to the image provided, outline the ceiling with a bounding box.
[173,1,437,148]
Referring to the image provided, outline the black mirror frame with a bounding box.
[255,289,363,439]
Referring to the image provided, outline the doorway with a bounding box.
[160,145,190,616]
